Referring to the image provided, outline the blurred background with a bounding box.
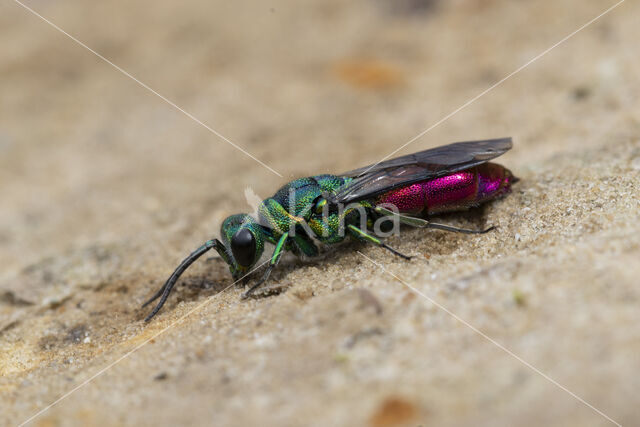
[1,1,638,426]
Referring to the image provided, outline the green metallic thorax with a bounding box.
[258,174,349,227]
[257,174,360,252]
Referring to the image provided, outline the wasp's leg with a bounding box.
[143,239,232,322]
[290,231,319,258]
[242,233,288,299]
[374,207,495,234]
[347,224,412,260]
[423,222,495,234]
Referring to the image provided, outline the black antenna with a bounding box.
[142,240,219,322]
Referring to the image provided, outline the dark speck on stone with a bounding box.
[66,325,88,344]
[154,372,169,381]
[572,86,591,101]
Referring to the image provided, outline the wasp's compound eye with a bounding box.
[231,228,256,267]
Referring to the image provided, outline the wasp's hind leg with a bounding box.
[347,224,412,260]
[374,207,495,234]
[423,222,495,234]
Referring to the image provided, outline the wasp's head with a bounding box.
[142,213,265,322]
[220,214,265,278]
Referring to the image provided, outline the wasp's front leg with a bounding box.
[242,233,289,299]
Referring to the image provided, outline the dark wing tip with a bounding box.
[485,136,512,150]
[446,137,512,160]
[454,136,512,151]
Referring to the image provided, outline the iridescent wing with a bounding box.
[334,137,512,204]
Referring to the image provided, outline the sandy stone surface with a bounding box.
[1,1,639,426]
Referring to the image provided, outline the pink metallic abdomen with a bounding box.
[375,163,514,215]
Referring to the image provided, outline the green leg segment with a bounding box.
[347,224,412,260]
